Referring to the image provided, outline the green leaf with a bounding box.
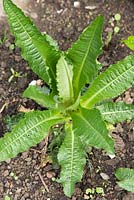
[71,108,114,154]
[123,36,134,51]
[56,56,74,103]
[23,85,55,108]
[66,16,103,98]
[58,124,86,197]
[115,168,134,192]
[97,101,134,124]
[0,110,63,161]
[3,0,60,92]
[81,55,134,108]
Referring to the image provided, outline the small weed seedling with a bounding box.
[8,67,23,83]
[0,30,8,45]
[1,0,134,197]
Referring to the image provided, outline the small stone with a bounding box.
[74,1,80,8]
[30,12,38,19]
[57,9,63,14]
[46,171,55,179]
[100,172,110,180]
[84,194,90,199]
[4,170,9,176]
[85,5,97,10]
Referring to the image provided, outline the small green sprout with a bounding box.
[8,67,22,83]
[95,187,104,194]
[5,195,11,200]
[10,172,18,180]
[0,30,8,45]
[114,13,121,21]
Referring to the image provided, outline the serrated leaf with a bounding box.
[3,0,60,92]
[115,168,134,192]
[56,56,74,103]
[123,36,134,51]
[71,108,114,154]
[23,85,55,108]
[81,55,134,108]
[0,110,63,161]
[67,16,103,98]
[97,101,134,124]
[58,124,86,197]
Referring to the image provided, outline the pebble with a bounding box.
[74,1,80,8]
[84,194,90,199]
[85,5,97,10]
[46,171,55,179]
[3,170,9,176]
[100,172,110,180]
[30,12,38,19]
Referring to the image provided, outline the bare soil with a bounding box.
[0,0,134,200]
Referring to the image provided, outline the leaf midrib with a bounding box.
[77,112,112,150]
[83,65,134,107]
[10,9,56,82]
[0,114,62,154]
[64,59,74,100]
[69,130,74,185]
[73,21,100,91]
[102,108,134,115]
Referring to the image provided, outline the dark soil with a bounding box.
[0,0,134,199]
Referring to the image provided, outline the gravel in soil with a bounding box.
[0,0,134,199]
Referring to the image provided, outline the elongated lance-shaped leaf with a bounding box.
[23,85,55,108]
[56,56,74,103]
[0,110,63,161]
[71,108,114,154]
[58,123,86,197]
[115,168,134,192]
[3,0,60,92]
[81,55,134,108]
[97,101,134,124]
[66,16,103,98]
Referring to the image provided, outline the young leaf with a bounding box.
[0,110,63,161]
[97,101,134,124]
[58,124,86,197]
[3,0,60,92]
[66,16,103,98]
[123,36,134,51]
[81,55,134,108]
[56,56,74,103]
[23,85,55,108]
[115,168,134,192]
[71,108,114,154]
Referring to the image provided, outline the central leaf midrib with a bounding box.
[64,60,73,100]
[1,114,61,154]
[11,9,56,82]
[78,113,112,149]
[84,65,134,107]
[69,130,74,185]
[74,22,100,92]
[102,109,134,115]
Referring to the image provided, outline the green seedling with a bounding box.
[8,67,23,82]
[10,172,18,180]
[114,13,121,35]
[5,196,11,200]
[0,30,8,45]
[96,187,104,194]
[0,0,134,197]
[105,13,121,47]
[114,13,121,21]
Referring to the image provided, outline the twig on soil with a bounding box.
[0,103,7,113]
[38,172,49,193]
